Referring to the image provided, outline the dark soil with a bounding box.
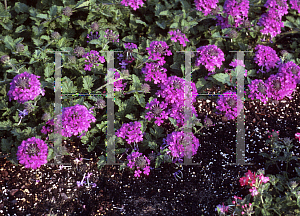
[1,85,300,216]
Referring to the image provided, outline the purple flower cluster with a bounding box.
[141,62,168,84]
[194,0,220,16]
[195,45,225,74]
[127,151,151,177]
[146,41,172,66]
[41,104,96,138]
[17,137,48,169]
[120,0,145,10]
[7,71,45,104]
[124,42,138,50]
[278,60,300,84]
[104,29,119,43]
[265,72,296,101]
[115,121,144,144]
[163,131,200,160]
[253,45,280,73]
[82,50,105,71]
[145,98,169,126]
[257,0,288,39]
[86,31,100,43]
[247,79,269,104]
[112,69,127,92]
[223,0,250,28]
[290,0,300,13]
[214,14,231,29]
[216,90,243,120]
[168,30,190,47]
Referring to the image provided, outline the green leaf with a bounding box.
[148,141,158,151]
[125,114,135,120]
[0,21,13,31]
[82,76,94,93]
[97,155,107,169]
[32,38,43,47]
[4,35,15,50]
[61,76,77,93]
[122,34,136,42]
[1,137,13,153]
[196,78,207,89]
[170,22,179,28]
[159,10,170,16]
[212,73,231,85]
[155,3,165,17]
[15,25,27,33]
[134,92,145,108]
[44,63,53,78]
[48,5,58,17]
[135,19,148,26]
[14,2,29,14]
[156,20,166,29]
[47,148,54,161]
[36,13,48,19]
[212,31,221,38]
[40,35,50,41]
[168,117,178,128]
[75,0,90,9]
[284,21,295,29]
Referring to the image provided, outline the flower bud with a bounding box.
[1,55,10,64]
[95,98,106,109]
[74,46,85,57]
[228,30,238,39]
[16,43,25,53]
[62,6,73,17]
[280,50,288,56]
[51,31,61,40]
[90,22,99,31]
[42,112,51,122]
[141,83,150,93]
[68,55,76,64]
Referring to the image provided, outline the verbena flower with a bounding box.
[41,105,96,138]
[145,98,169,126]
[264,0,288,17]
[257,9,284,39]
[247,79,269,104]
[111,69,127,92]
[17,137,48,169]
[290,0,300,13]
[82,50,105,71]
[51,31,61,40]
[194,0,219,16]
[95,98,106,109]
[116,121,144,144]
[146,41,172,66]
[168,30,190,47]
[74,46,85,57]
[120,0,146,10]
[86,31,100,43]
[215,202,230,214]
[141,62,168,84]
[124,42,138,50]
[7,71,45,104]
[127,151,151,177]
[90,22,99,31]
[16,43,25,53]
[163,131,200,160]
[227,30,238,39]
[254,44,280,73]
[195,45,225,74]
[265,72,296,101]
[62,6,73,16]
[223,0,250,28]
[216,90,243,120]
[104,29,119,42]
[277,60,300,84]
[0,55,10,64]
[214,14,231,29]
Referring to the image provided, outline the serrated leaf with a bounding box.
[135,19,148,26]
[15,25,26,33]
[82,76,94,93]
[61,76,77,93]
[213,73,231,85]
[168,117,178,128]
[170,22,178,28]
[75,0,90,9]
[156,20,166,29]
[14,2,29,14]
[48,5,58,17]
[4,35,15,50]
[148,141,158,151]
[0,21,13,30]
[44,63,53,78]
[134,93,145,108]
[32,38,43,47]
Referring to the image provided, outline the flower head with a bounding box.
[0,55,10,64]
[7,71,45,104]
[146,41,172,66]
[87,31,100,43]
[74,46,85,57]
[95,98,106,109]
[16,43,25,53]
[216,91,243,120]
[104,29,119,42]
[247,79,269,104]
[17,137,48,169]
[51,32,61,40]
[62,6,73,16]
[90,22,99,31]
[115,121,144,144]
[82,50,105,71]
[169,30,190,47]
[194,0,220,16]
[120,0,146,10]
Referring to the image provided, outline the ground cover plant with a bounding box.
[0,0,300,215]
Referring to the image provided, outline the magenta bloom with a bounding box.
[146,41,172,66]
[163,131,200,160]
[194,0,219,16]
[223,0,250,28]
[104,29,119,42]
[17,137,48,169]
[216,91,243,120]
[120,0,145,10]
[141,62,168,84]
[264,0,288,17]
[277,61,300,84]
[247,79,269,104]
[127,151,151,177]
[229,59,248,77]
[168,30,190,47]
[254,44,280,73]
[290,0,300,13]
[145,98,169,126]
[265,72,296,101]
[112,69,127,92]
[257,10,284,39]
[295,133,300,141]
[195,45,225,74]
[124,42,138,50]
[249,187,259,196]
[7,71,45,104]
[115,121,144,144]
[82,50,105,71]
[215,202,230,213]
